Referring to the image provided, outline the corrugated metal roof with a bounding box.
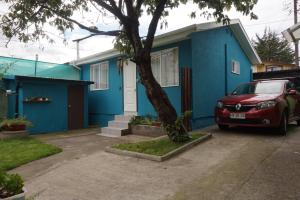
[0,56,80,80]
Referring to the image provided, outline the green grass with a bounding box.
[112,132,204,156]
[0,137,62,171]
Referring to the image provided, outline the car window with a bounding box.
[255,82,283,94]
[232,82,283,95]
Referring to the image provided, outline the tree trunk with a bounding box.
[135,52,177,124]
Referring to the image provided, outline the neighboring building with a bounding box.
[74,19,261,135]
[0,56,92,134]
[253,61,296,73]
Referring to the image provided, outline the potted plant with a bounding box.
[0,117,32,131]
[0,171,26,200]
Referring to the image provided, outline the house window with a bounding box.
[232,60,240,74]
[266,65,282,72]
[90,62,109,90]
[151,48,179,87]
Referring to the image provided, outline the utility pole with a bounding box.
[76,41,80,60]
[294,0,299,67]
[34,54,38,76]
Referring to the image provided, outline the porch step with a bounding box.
[114,115,134,122]
[108,120,129,129]
[98,114,134,138]
[99,127,129,137]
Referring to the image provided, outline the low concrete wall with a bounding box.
[130,125,166,137]
[0,130,28,139]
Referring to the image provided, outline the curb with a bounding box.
[105,133,212,162]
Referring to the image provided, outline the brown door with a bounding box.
[68,85,84,130]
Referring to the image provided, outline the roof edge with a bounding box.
[72,19,261,66]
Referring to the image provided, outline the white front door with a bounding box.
[123,60,137,114]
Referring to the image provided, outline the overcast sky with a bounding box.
[0,0,295,63]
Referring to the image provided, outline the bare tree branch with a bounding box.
[145,0,168,51]
[135,0,145,13]
[93,0,125,22]
[43,5,121,36]
[118,0,123,9]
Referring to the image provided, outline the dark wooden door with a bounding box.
[68,85,84,130]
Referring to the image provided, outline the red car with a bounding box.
[215,80,300,135]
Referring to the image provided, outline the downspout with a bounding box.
[224,44,228,95]
[14,81,20,118]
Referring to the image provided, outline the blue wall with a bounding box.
[81,40,192,126]
[22,82,68,133]
[4,77,89,134]
[81,57,124,127]
[191,27,252,129]
[137,40,192,117]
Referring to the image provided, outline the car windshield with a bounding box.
[232,82,283,95]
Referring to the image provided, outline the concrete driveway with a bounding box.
[12,125,300,200]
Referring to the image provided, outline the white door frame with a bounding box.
[123,60,137,115]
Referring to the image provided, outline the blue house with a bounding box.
[0,56,92,134]
[73,20,261,136]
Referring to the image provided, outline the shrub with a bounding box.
[129,115,160,126]
[163,111,192,143]
[0,117,33,129]
[0,171,24,199]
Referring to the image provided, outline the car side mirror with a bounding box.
[288,89,297,95]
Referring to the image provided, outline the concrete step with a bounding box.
[99,127,129,137]
[108,120,129,129]
[114,115,133,122]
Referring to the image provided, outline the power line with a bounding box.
[244,18,294,27]
[0,39,98,52]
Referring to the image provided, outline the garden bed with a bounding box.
[106,132,212,162]
[0,138,62,171]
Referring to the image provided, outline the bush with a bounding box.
[0,171,24,199]
[163,111,192,143]
[129,115,160,126]
[0,117,33,129]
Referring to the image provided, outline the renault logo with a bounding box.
[235,103,242,111]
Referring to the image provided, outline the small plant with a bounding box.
[163,111,192,143]
[0,117,33,131]
[0,171,24,199]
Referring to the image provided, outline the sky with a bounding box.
[0,0,296,63]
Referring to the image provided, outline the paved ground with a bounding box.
[12,125,300,200]
[10,128,149,181]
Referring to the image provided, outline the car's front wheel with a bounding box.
[218,124,229,131]
[278,112,287,136]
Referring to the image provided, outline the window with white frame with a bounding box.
[232,60,240,74]
[151,48,179,87]
[90,62,109,90]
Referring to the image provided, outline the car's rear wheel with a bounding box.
[218,124,229,130]
[278,112,287,136]
[297,119,300,126]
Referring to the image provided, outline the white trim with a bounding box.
[231,60,240,75]
[72,19,261,66]
[151,47,179,87]
[75,49,119,66]
[90,61,109,91]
